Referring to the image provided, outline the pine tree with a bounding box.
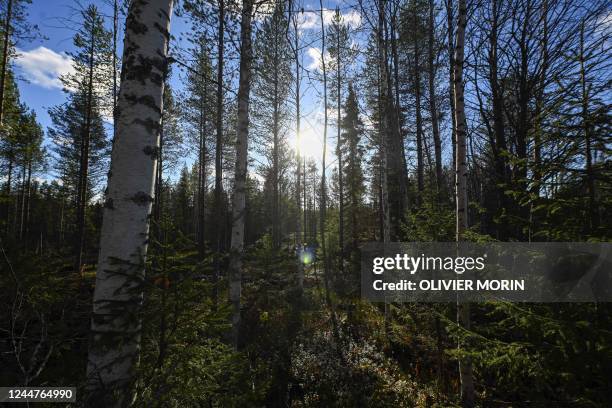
[252,1,292,249]
[340,84,365,269]
[0,0,40,125]
[327,7,356,274]
[0,69,23,230]
[14,108,44,243]
[55,4,113,273]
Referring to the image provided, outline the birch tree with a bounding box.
[228,0,253,349]
[453,0,475,405]
[86,0,174,404]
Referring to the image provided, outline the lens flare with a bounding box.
[299,247,315,265]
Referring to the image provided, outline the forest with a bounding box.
[0,0,610,406]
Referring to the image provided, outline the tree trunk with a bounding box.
[319,0,339,344]
[228,0,253,349]
[86,0,173,404]
[428,0,443,199]
[336,9,344,276]
[272,27,280,249]
[23,158,32,241]
[4,155,12,233]
[113,0,118,113]
[489,0,509,240]
[75,19,96,274]
[454,1,475,406]
[414,8,424,204]
[445,0,456,178]
[377,2,391,244]
[580,19,597,233]
[18,163,25,241]
[197,51,207,260]
[0,0,13,125]
[213,0,225,309]
[293,10,303,292]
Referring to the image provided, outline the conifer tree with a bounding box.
[251,1,292,249]
[340,84,365,269]
[54,4,113,273]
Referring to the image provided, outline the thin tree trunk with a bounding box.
[113,0,118,113]
[75,20,96,274]
[213,0,225,309]
[377,1,391,244]
[319,0,339,344]
[489,0,509,240]
[580,19,597,233]
[18,163,25,241]
[4,155,12,233]
[445,0,456,178]
[336,8,344,276]
[390,7,408,212]
[0,0,13,125]
[23,158,32,241]
[86,1,173,404]
[529,0,548,240]
[272,26,280,249]
[228,0,253,349]
[382,2,405,237]
[454,0,475,406]
[428,0,443,199]
[293,9,303,292]
[197,52,207,260]
[414,8,424,204]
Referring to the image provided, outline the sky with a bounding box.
[10,0,368,181]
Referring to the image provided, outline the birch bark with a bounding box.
[86,0,173,404]
[454,0,475,406]
[228,0,253,349]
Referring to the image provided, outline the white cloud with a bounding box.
[14,46,75,90]
[306,46,331,72]
[297,8,362,31]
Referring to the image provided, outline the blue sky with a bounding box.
[12,0,367,178]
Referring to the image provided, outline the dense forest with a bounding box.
[0,0,610,406]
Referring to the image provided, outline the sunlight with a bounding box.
[289,126,326,161]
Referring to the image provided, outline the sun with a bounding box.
[290,127,325,161]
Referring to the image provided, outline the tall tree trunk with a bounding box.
[18,163,25,240]
[580,19,597,233]
[489,0,509,240]
[319,0,339,343]
[413,8,424,204]
[4,155,12,233]
[113,0,118,113]
[529,0,548,239]
[445,0,456,178]
[23,158,32,242]
[390,7,408,212]
[454,0,475,406]
[228,0,253,349]
[213,0,225,309]
[379,0,403,239]
[428,0,443,199]
[86,1,173,404]
[377,1,391,244]
[336,8,344,275]
[293,9,303,292]
[75,20,96,274]
[197,51,207,260]
[272,28,280,249]
[0,0,13,125]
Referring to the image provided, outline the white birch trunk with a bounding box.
[454,0,475,406]
[228,0,253,350]
[86,0,173,404]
